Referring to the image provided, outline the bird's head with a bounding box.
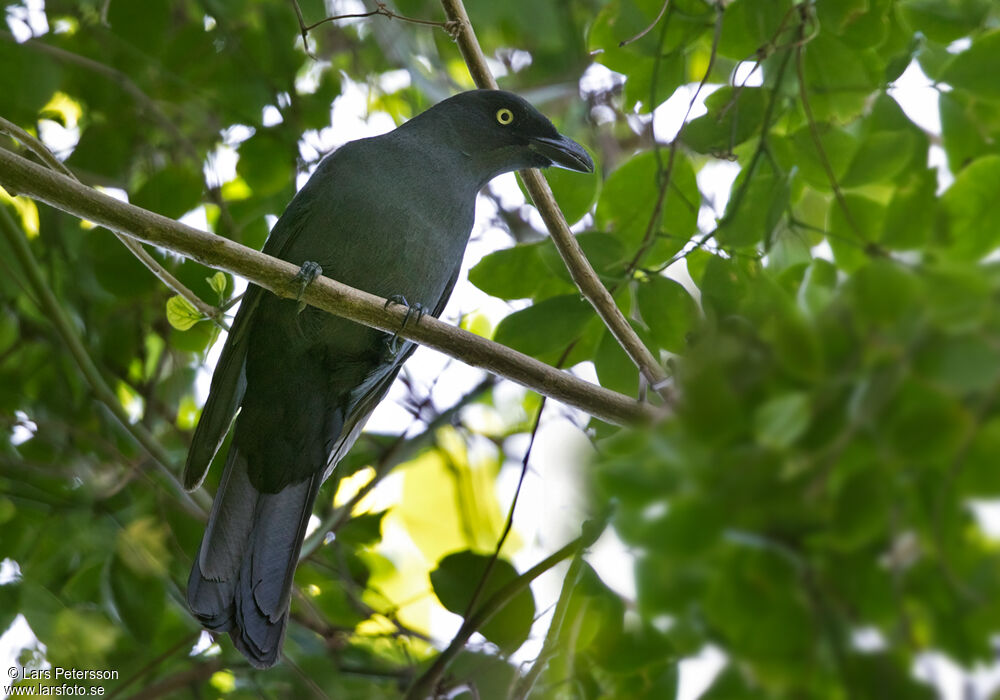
[409,89,595,184]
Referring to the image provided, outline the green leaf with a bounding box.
[0,40,61,123]
[698,254,750,318]
[589,0,709,73]
[886,380,968,462]
[915,333,1000,394]
[716,158,789,248]
[469,242,555,300]
[107,554,164,641]
[818,0,890,49]
[753,392,810,450]
[430,551,535,652]
[880,169,936,249]
[207,271,228,298]
[67,123,135,179]
[682,87,768,155]
[840,130,919,187]
[165,295,201,331]
[541,160,601,225]
[538,232,629,288]
[594,328,639,397]
[622,54,686,113]
[237,130,296,197]
[940,154,1000,260]
[335,510,387,547]
[830,464,891,550]
[939,91,1000,172]
[595,150,699,266]
[132,165,204,219]
[717,0,795,60]
[771,124,858,191]
[796,260,834,315]
[846,258,919,327]
[705,546,815,664]
[900,0,992,43]
[941,29,1000,99]
[827,194,884,272]
[957,417,1000,496]
[86,228,158,297]
[493,294,595,360]
[637,276,700,354]
[922,262,992,331]
[800,33,882,121]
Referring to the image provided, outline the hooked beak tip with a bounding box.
[529,134,595,173]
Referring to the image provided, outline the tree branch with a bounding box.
[0,115,226,327]
[439,0,672,400]
[0,146,660,426]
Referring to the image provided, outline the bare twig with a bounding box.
[405,534,590,699]
[618,0,670,47]
[290,0,458,56]
[621,2,723,282]
[106,633,201,699]
[458,397,546,634]
[792,10,877,252]
[0,147,660,426]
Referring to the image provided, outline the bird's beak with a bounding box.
[529,134,594,173]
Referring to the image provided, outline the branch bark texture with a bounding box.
[0,146,658,426]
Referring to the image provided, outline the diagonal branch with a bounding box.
[439,0,672,401]
[0,146,660,426]
[405,531,592,699]
[0,115,226,326]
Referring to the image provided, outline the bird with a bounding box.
[183,89,594,668]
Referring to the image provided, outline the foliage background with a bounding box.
[4,0,1000,697]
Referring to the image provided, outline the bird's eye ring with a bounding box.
[496,108,514,125]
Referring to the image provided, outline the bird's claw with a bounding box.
[293,261,322,314]
[384,295,425,355]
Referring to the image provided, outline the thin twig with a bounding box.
[290,0,457,57]
[405,534,589,699]
[458,397,547,634]
[106,632,201,699]
[792,9,875,251]
[618,0,670,47]
[620,2,723,283]
[510,546,588,699]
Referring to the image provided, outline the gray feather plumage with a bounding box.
[184,90,593,668]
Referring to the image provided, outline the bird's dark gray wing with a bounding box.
[182,188,318,491]
[322,266,461,470]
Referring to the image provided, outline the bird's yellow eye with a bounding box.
[496,108,514,125]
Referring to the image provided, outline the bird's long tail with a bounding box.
[187,446,321,668]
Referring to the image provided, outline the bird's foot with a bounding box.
[384,294,426,355]
[292,261,322,314]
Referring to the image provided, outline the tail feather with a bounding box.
[187,445,322,669]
